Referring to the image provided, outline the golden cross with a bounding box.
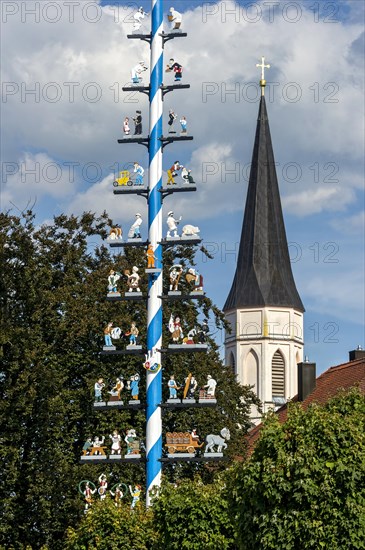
[256,56,270,95]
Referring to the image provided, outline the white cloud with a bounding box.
[329,210,365,235]
[282,186,356,217]
[1,152,77,210]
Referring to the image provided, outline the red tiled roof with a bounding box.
[246,357,365,454]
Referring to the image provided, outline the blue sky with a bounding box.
[1,0,364,374]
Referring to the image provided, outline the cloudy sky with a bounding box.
[1,0,364,373]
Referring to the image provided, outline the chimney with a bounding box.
[297,359,316,402]
[349,346,365,361]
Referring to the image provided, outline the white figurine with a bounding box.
[204,375,217,397]
[166,211,182,238]
[128,213,142,239]
[169,7,182,30]
[182,225,200,237]
[205,428,230,454]
[131,61,148,84]
[133,6,148,31]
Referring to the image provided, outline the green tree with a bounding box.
[65,498,156,550]
[229,389,365,550]
[152,477,235,550]
[0,210,259,548]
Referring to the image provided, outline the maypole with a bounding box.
[146,0,164,505]
[80,1,225,515]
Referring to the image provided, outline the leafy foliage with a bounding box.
[151,477,236,550]
[229,389,365,550]
[65,498,156,550]
[0,210,258,548]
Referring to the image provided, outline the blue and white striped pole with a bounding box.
[146,0,164,506]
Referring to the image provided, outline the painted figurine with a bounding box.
[109,224,123,240]
[82,438,92,455]
[130,484,141,509]
[168,375,180,399]
[109,430,122,455]
[168,7,182,29]
[109,376,124,400]
[133,6,148,31]
[98,474,108,500]
[104,322,114,347]
[127,374,140,400]
[186,268,203,291]
[169,264,183,291]
[180,116,187,134]
[168,109,177,133]
[108,269,121,294]
[198,319,209,343]
[128,213,142,239]
[169,314,183,343]
[83,482,96,512]
[185,375,198,399]
[125,266,141,292]
[146,244,157,268]
[166,161,181,185]
[166,58,183,81]
[132,110,143,134]
[123,117,130,136]
[166,211,182,238]
[92,435,105,455]
[183,328,196,345]
[133,162,144,185]
[110,483,125,507]
[125,322,139,346]
[131,63,147,85]
[94,378,105,402]
[181,166,195,184]
[125,428,138,455]
[203,375,217,397]
[191,428,200,442]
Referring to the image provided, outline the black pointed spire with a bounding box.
[224,96,305,312]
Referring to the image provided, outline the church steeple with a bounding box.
[224,59,304,423]
[224,92,304,313]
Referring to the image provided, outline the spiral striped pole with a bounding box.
[146,0,164,506]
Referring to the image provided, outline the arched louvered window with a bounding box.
[272,350,285,398]
[229,352,236,375]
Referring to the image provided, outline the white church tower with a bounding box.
[224,60,305,423]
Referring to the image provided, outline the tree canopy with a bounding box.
[229,388,365,550]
